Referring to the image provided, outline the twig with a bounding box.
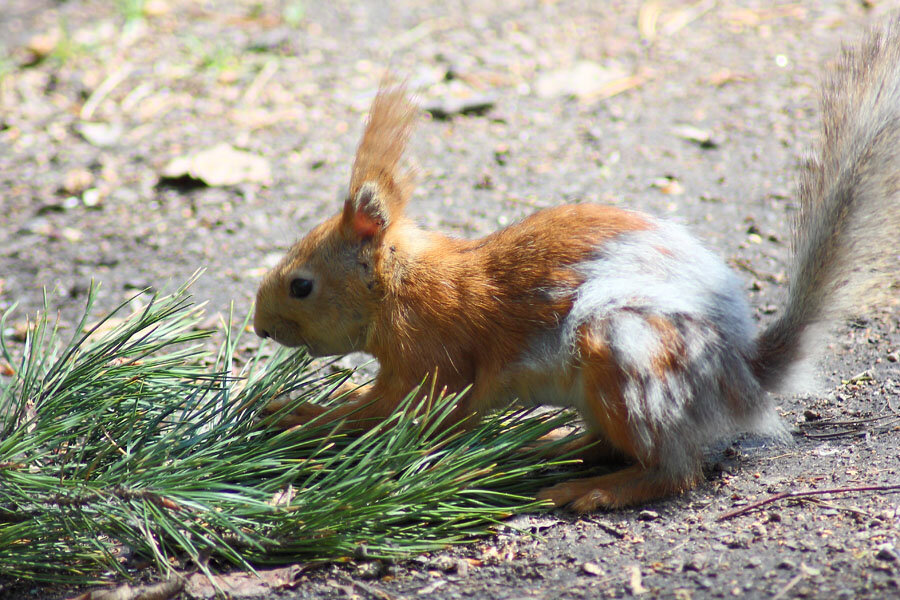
[81,64,133,120]
[588,517,627,539]
[771,572,804,600]
[801,414,894,428]
[717,484,900,521]
[801,415,900,439]
[799,497,872,520]
[241,58,279,105]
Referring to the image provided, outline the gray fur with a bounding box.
[572,224,785,478]
[754,16,900,390]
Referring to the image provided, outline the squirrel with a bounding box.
[253,19,900,512]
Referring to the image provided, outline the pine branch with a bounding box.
[0,278,581,584]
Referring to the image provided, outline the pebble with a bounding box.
[428,556,458,572]
[745,557,762,569]
[354,561,382,579]
[777,559,796,570]
[875,544,898,562]
[63,168,94,194]
[534,60,627,100]
[683,552,708,572]
[423,94,496,119]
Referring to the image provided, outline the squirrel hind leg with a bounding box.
[537,316,705,511]
[536,463,700,511]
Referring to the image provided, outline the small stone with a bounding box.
[638,510,660,521]
[25,29,61,61]
[78,121,123,147]
[82,188,102,207]
[886,352,899,363]
[428,555,457,572]
[582,561,603,576]
[751,523,768,538]
[63,168,94,194]
[672,124,720,149]
[683,552,708,572]
[651,176,685,195]
[455,559,469,577]
[60,227,84,243]
[777,559,796,570]
[354,561,382,579]
[876,544,898,562]
[726,533,752,549]
[696,578,714,590]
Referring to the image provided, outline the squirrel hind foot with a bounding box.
[536,464,700,512]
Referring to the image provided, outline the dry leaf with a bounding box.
[672,125,718,149]
[68,578,183,600]
[185,565,304,599]
[651,176,685,195]
[535,61,636,100]
[706,68,751,87]
[25,29,61,60]
[638,1,663,40]
[629,564,647,595]
[161,143,272,187]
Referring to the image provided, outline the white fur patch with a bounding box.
[510,217,786,478]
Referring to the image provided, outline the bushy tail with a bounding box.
[753,17,900,391]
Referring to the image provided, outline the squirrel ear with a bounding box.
[343,182,390,241]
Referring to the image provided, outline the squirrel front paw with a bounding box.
[537,465,697,512]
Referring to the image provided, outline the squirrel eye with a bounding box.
[289,278,313,299]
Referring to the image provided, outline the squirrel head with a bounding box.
[253,80,417,356]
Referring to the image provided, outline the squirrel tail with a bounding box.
[752,17,900,391]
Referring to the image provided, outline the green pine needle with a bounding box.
[0,277,582,584]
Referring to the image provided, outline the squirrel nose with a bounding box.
[254,324,270,339]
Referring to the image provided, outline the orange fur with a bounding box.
[574,324,639,459]
[645,314,686,378]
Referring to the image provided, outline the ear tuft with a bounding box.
[348,77,418,213]
[344,182,388,240]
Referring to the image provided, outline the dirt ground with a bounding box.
[1,0,899,598]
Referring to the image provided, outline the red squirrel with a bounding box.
[253,20,900,511]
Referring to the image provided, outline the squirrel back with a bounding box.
[753,19,900,391]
